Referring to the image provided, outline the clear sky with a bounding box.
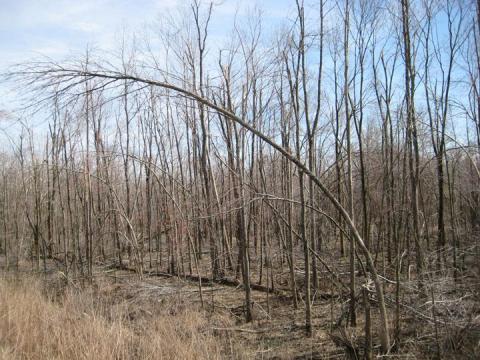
[1,1,470,144]
[0,0,294,66]
[0,0,293,117]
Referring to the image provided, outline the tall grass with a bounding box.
[0,275,226,359]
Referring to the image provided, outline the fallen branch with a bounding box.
[212,327,269,334]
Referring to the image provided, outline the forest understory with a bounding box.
[1,0,480,359]
[1,240,478,359]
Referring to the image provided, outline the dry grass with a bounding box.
[0,275,229,360]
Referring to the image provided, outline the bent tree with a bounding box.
[10,65,392,352]
[2,2,479,358]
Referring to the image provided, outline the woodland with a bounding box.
[0,0,479,358]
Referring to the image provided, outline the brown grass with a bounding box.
[0,275,229,360]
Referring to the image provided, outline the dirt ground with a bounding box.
[1,252,479,359]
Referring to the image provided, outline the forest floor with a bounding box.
[0,250,479,359]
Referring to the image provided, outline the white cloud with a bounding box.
[0,0,182,59]
[0,0,185,120]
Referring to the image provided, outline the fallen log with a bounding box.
[110,262,337,301]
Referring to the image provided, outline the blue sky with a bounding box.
[0,0,292,67]
[0,0,293,116]
[0,1,474,151]
[0,0,294,150]
[0,0,171,65]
